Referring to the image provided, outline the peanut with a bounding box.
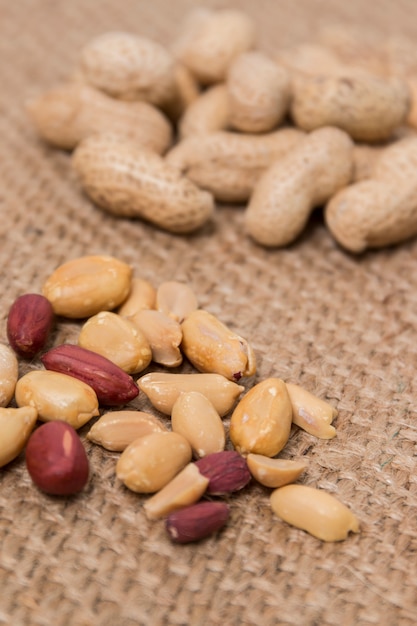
[26,83,173,153]
[128,309,182,368]
[247,454,307,489]
[317,23,388,78]
[171,391,226,458]
[181,309,256,381]
[156,281,198,323]
[285,383,337,439]
[195,450,251,495]
[15,370,99,429]
[227,51,290,133]
[0,343,19,408]
[72,134,214,234]
[117,277,156,317]
[166,501,230,543]
[116,431,192,493]
[325,136,417,252]
[7,293,54,359]
[41,344,139,406]
[275,43,344,80]
[245,127,353,247]
[25,421,89,495]
[0,406,38,468]
[164,63,201,122]
[137,372,244,417]
[78,31,176,108]
[166,128,304,203]
[42,255,132,319]
[143,463,209,520]
[270,484,360,542]
[230,378,292,457]
[172,7,256,85]
[78,311,152,374]
[291,71,410,142]
[178,84,230,139]
[87,410,167,451]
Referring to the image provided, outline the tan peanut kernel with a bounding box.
[171,391,226,458]
[0,343,19,408]
[117,278,156,317]
[72,135,215,234]
[15,370,99,429]
[26,82,173,154]
[230,378,292,457]
[137,372,244,417]
[78,32,177,108]
[181,309,256,381]
[86,410,167,452]
[0,406,38,468]
[156,281,198,323]
[129,309,182,367]
[143,462,209,520]
[246,454,307,489]
[270,484,360,542]
[78,311,152,374]
[116,431,192,493]
[285,383,337,439]
[42,255,132,319]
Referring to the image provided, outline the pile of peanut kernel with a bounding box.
[1,254,359,543]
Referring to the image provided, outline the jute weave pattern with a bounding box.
[1,1,417,624]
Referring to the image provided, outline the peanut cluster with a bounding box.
[26,7,417,251]
[1,254,359,543]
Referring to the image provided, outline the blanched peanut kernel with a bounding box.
[181,309,256,381]
[15,370,99,429]
[171,391,226,458]
[230,378,292,457]
[137,372,244,417]
[42,255,132,319]
[129,309,183,367]
[0,406,38,467]
[270,484,360,542]
[116,431,192,493]
[0,343,18,408]
[78,311,152,374]
[156,280,198,323]
[247,454,307,488]
[285,382,337,439]
[143,463,209,520]
[117,277,156,316]
[87,410,167,451]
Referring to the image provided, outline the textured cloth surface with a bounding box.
[1,1,417,625]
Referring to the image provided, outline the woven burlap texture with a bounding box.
[1,1,417,625]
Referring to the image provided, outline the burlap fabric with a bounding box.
[1,1,417,624]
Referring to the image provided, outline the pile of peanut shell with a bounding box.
[0,254,359,543]
[26,7,417,253]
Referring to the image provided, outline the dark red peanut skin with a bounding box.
[195,450,251,495]
[41,344,139,406]
[166,502,230,543]
[7,293,54,358]
[25,421,89,495]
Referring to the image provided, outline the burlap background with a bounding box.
[1,0,417,624]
